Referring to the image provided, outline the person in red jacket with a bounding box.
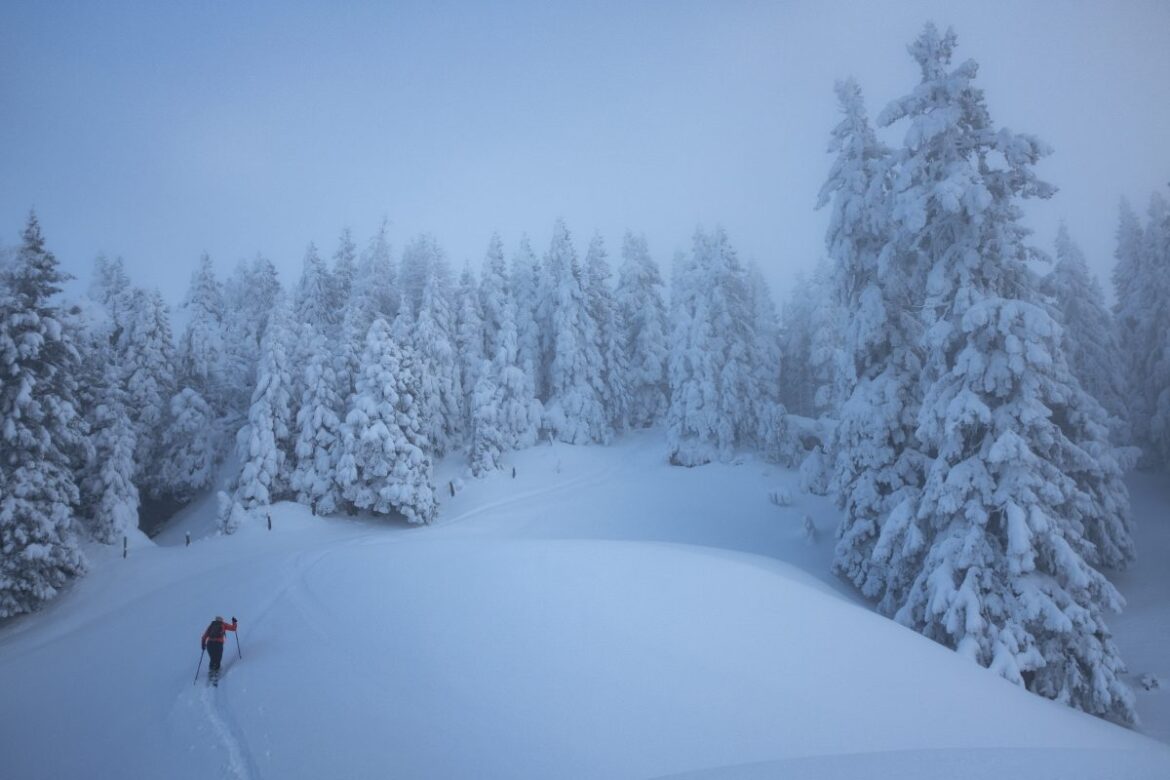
[201,615,238,682]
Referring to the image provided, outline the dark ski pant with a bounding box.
[206,641,224,671]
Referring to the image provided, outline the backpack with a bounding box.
[207,620,224,640]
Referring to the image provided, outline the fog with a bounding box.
[3,0,1168,302]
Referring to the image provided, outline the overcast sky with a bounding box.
[3,0,1168,306]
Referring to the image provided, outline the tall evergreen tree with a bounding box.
[157,387,218,502]
[479,233,509,359]
[470,288,542,475]
[337,318,436,524]
[615,232,669,428]
[538,220,609,444]
[510,235,543,400]
[666,228,743,465]
[331,227,358,315]
[291,328,343,515]
[1042,226,1130,445]
[872,24,1134,722]
[235,299,295,512]
[410,251,463,456]
[455,262,486,436]
[176,253,226,412]
[0,214,88,617]
[120,288,177,492]
[584,233,629,433]
[295,242,335,336]
[84,357,140,544]
[1137,193,1170,468]
[817,77,927,602]
[222,255,282,417]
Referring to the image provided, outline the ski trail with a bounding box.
[436,451,627,532]
[199,685,259,780]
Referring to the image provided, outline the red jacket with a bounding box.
[201,619,237,646]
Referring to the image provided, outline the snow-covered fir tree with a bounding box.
[119,288,177,492]
[777,271,821,418]
[176,253,227,414]
[294,242,336,337]
[615,232,669,429]
[664,229,734,467]
[479,233,509,360]
[338,224,399,405]
[871,23,1134,723]
[235,298,295,512]
[817,77,927,603]
[0,214,88,617]
[744,263,786,459]
[1118,191,1170,468]
[157,387,218,502]
[667,226,763,463]
[330,227,358,315]
[510,234,543,400]
[290,327,343,516]
[337,317,436,524]
[469,289,542,475]
[1144,192,1170,469]
[403,237,463,456]
[584,233,629,433]
[455,261,485,435]
[88,254,132,323]
[537,220,609,444]
[1042,225,1130,445]
[221,255,282,417]
[83,357,140,544]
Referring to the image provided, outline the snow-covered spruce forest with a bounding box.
[3,23,1169,729]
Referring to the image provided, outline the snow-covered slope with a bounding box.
[1,432,1167,779]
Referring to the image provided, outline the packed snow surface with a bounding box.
[1,432,1168,779]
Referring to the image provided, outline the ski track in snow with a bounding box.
[436,443,632,532]
[199,683,258,780]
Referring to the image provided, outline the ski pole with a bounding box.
[234,622,242,659]
[193,649,204,685]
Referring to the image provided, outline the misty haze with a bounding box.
[2,2,1169,779]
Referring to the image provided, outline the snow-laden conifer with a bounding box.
[510,235,543,400]
[409,252,463,455]
[120,288,177,491]
[0,214,88,617]
[157,387,218,501]
[816,77,926,602]
[615,232,669,428]
[470,293,542,475]
[538,220,609,444]
[584,233,629,433]
[337,317,437,524]
[291,327,343,516]
[745,263,786,458]
[455,262,485,435]
[294,242,335,337]
[1136,193,1170,467]
[1042,226,1130,445]
[177,253,226,411]
[222,255,282,417]
[84,358,140,544]
[873,23,1134,722]
[331,227,358,315]
[235,299,295,512]
[665,229,733,466]
[479,233,509,359]
[88,255,132,322]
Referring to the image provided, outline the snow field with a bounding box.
[1,433,1168,779]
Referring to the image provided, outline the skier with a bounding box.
[200,615,238,683]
